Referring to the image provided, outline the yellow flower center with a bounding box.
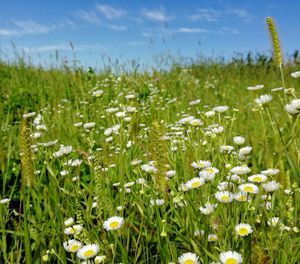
[207,169,214,173]
[109,221,120,229]
[221,195,229,202]
[238,227,249,236]
[243,186,254,193]
[191,182,201,188]
[83,249,95,258]
[70,244,80,252]
[252,177,262,182]
[183,260,195,264]
[225,258,238,264]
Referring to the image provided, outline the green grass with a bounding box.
[0,54,300,263]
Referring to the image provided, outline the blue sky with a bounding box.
[0,0,299,69]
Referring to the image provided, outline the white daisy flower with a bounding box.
[255,94,272,105]
[220,145,235,154]
[226,174,240,181]
[63,239,82,253]
[191,160,211,169]
[23,112,36,118]
[199,203,218,215]
[77,244,99,259]
[189,99,201,106]
[233,136,245,145]
[83,122,96,129]
[92,90,104,97]
[271,87,284,92]
[205,110,216,117]
[208,234,218,242]
[74,122,83,127]
[239,146,252,156]
[103,216,124,231]
[262,180,280,192]
[199,170,216,181]
[231,166,251,175]
[219,251,243,264]
[238,183,259,194]
[0,198,10,204]
[285,98,300,114]
[150,199,165,206]
[212,106,229,113]
[215,191,234,203]
[218,182,234,191]
[131,159,142,166]
[234,192,248,202]
[189,118,203,126]
[248,174,268,183]
[166,170,176,178]
[106,107,119,113]
[267,217,281,227]
[261,168,280,176]
[235,223,253,236]
[185,177,205,190]
[95,255,107,263]
[291,70,300,78]
[124,182,135,188]
[67,159,82,167]
[247,84,264,91]
[64,217,75,226]
[64,224,83,235]
[178,252,200,264]
[53,145,72,158]
[141,163,157,173]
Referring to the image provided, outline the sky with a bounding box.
[0,0,299,70]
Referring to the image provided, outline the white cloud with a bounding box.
[188,8,251,23]
[0,20,56,37]
[142,9,172,22]
[21,43,107,53]
[226,8,251,21]
[76,10,102,25]
[0,28,21,36]
[13,20,55,34]
[178,27,210,34]
[97,4,126,20]
[126,41,145,46]
[22,44,71,53]
[188,9,221,22]
[107,24,127,31]
[177,27,238,35]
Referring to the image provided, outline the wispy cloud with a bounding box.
[0,20,56,37]
[21,43,107,53]
[188,8,251,23]
[126,41,145,46]
[188,9,221,22]
[97,4,127,20]
[107,24,127,31]
[75,10,102,26]
[226,8,251,22]
[13,20,55,34]
[0,28,21,36]
[178,27,210,34]
[142,8,173,22]
[177,27,238,35]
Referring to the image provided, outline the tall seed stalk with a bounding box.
[19,118,35,263]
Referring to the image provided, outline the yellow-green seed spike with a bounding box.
[266,16,283,66]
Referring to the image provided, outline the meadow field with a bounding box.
[1,34,300,264]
